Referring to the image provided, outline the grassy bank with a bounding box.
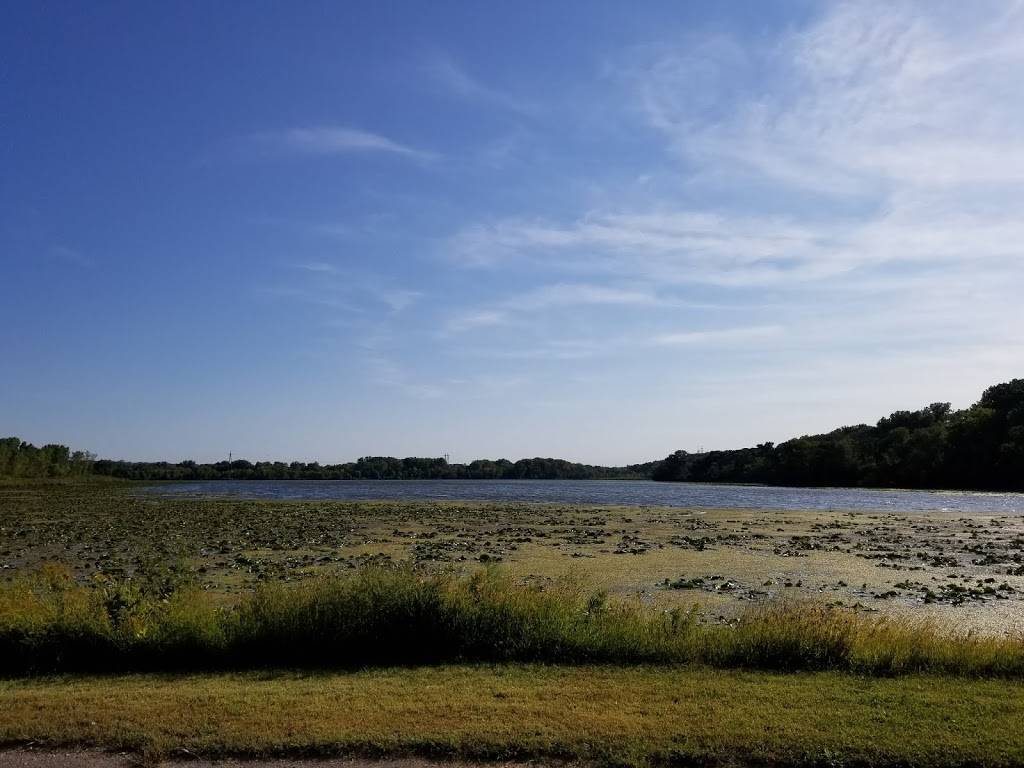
[2,564,1022,677]
[2,665,1023,766]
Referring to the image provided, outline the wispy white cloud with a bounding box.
[443,1,1024,347]
[475,129,538,170]
[256,126,437,162]
[427,1,1024,439]
[367,350,528,400]
[459,324,782,361]
[447,212,843,285]
[256,286,363,313]
[377,288,423,313]
[271,267,426,320]
[512,282,660,310]
[258,5,1024,438]
[477,339,604,361]
[49,245,93,268]
[425,53,536,115]
[444,282,662,335]
[649,325,782,347]
[295,261,340,274]
[445,309,510,334]
[450,202,1024,290]
[630,1,1024,194]
[366,353,445,399]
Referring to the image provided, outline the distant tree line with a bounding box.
[653,379,1024,491]
[0,437,95,478]
[6,378,1023,490]
[86,455,659,481]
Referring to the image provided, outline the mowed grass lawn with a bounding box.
[2,665,1022,767]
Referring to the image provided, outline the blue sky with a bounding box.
[3,1,1023,464]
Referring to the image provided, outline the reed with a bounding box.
[2,563,1022,676]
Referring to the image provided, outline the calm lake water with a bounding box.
[147,479,1024,514]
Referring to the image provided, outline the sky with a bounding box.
[3,1,1024,465]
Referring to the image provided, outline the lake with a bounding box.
[147,479,1024,514]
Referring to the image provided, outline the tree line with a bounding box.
[653,379,1024,491]
[87,455,659,481]
[0,437,96,479]
[5,378,1022,490]
[0,439,654,481]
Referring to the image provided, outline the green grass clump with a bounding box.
[1,564,1022,676]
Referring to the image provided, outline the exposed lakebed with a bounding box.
[4,483,1024,634]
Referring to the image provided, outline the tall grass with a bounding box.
[1,564,1022,676]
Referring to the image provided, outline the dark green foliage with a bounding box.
[88,454,659,481]
[654,378,1024,491]
[0,437,95,478]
